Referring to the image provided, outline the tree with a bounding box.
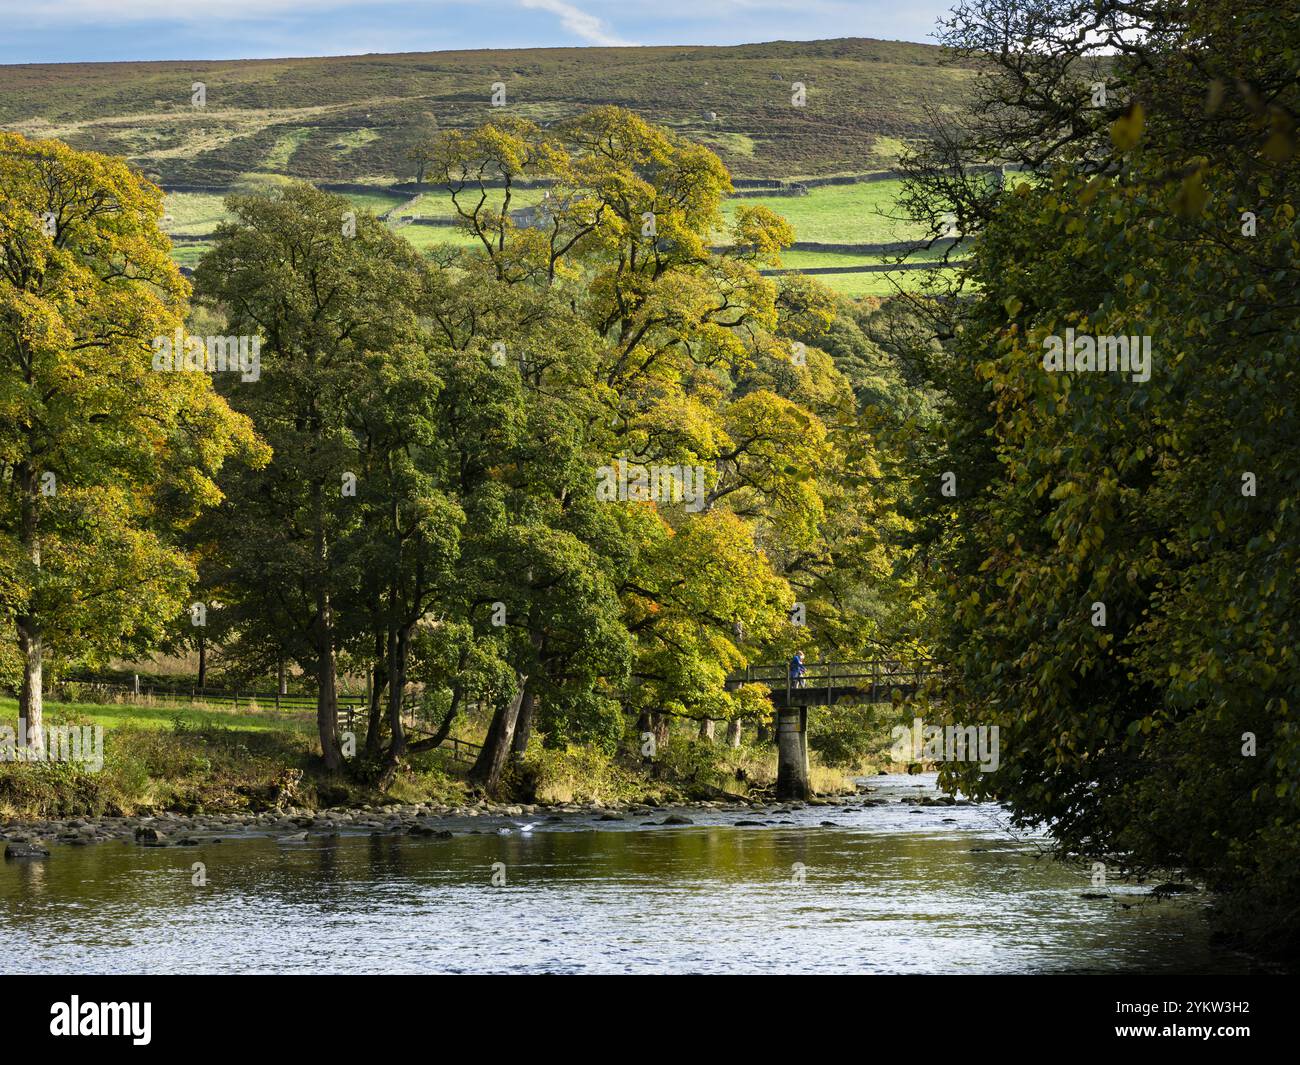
[409,106,911,776]
[900,0,1300,955]
[194,182,428,771]
[0,133,263,747]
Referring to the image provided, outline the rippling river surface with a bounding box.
[0,774,1258,974]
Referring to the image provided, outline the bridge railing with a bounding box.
[728,659,943,704]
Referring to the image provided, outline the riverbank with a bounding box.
[3,788,936,857]
[0,698,868,823]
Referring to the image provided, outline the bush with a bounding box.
[511,743,651,805]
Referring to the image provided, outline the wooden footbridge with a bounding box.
[726,659,943,801]
[726,659,941,709]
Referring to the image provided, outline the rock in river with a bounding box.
[5,841,49,859]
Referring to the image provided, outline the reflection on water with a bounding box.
[0,775,1257,974]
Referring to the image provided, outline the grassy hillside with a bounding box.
[0,38,976,186]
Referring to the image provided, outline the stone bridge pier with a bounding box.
[775,706,810,800]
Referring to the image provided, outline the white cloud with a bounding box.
[519,0,634,47]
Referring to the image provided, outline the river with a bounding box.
[0,773,1260,974]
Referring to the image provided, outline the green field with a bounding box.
[793,267,953,298]
[169,242,211,268]
[163,180,953,295]
[396,179,926,246]
[403,186,551,220]
[723,180,925,244]
[162,187,408,238]
[772,244,964,296]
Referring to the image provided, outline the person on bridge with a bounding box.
[789,650,807,689]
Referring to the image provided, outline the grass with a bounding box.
[0,697,324,817]
[395,225,486,252]
[263,127,313,171]
[343,189,408,214]
[405,186,550,220]
[0,695,314,734]
[773,243,965,295]
[169,242,212,268]
[162,192,229,235]
[331,128,379,153]
[722,179,924,244]
[161,187,409,242]
[811,267,959,298]
[0,695,463,817]
[0,693,862,817]
[402,180,925,246]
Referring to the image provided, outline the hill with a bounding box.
[0,38,977,187]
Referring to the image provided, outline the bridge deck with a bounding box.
[727,660,940,707]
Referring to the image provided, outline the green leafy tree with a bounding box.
[902,0,1300,954]
[194,182,429,770]
[0,133,263,745]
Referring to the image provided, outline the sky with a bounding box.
[0,0,955,65]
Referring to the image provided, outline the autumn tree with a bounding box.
[900,0,1300,954]
[0,134,263,746]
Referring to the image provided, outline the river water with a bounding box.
[0,774,1259,974]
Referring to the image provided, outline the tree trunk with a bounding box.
[469,675,530,792]
[379,623,411,782]
[16,618,43,754]
[313,478,341,771]
[365,630,388,757]
[726,718,742,748]
[277,658,288,696]
[511,689,538,756]
[16,463,42,752]
[652,712,670,750]
[316,589,341,772]
[698,718,715,742]
[197,631,207,691]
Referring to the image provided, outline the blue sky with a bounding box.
[0,1,954,65]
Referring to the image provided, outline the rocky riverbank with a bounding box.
[0,785,966,857]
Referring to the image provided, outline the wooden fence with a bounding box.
[50,673,365,714]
